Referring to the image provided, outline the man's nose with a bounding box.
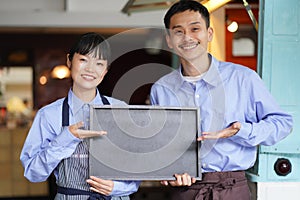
[183,32,193,41]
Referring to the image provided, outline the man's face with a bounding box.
[166,10,213,62]
[67,53,108,92]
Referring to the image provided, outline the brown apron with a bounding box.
[170,171,251,200]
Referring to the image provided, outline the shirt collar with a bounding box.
[68,89,104,115]
[202,54,222,87]
[175,54,222,89]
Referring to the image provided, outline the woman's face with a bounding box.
[67,52,108,93]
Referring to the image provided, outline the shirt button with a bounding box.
[195,94,200,98]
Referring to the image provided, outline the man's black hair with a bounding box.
[164,0,210,32]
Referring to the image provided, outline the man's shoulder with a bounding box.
[219,60,255,75]
[216,60,260,87]
[154,69,179,86]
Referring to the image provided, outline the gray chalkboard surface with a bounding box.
[89,105,201,180]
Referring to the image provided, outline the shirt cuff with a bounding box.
[231,122,252,141]
[111,180,140,196]
[51,126,81,148]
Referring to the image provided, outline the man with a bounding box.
[150,1,293,199]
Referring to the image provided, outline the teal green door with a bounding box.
[248,0,300,182]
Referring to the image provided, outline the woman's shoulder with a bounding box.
[103,96,127,106]
[37,97,65,115]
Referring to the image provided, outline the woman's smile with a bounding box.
[81,73,96,81]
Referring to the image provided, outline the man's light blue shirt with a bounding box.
[150,54,293,172]
[20,89,140,196]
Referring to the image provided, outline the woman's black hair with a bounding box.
[68,32,111,64]
[164,0,210,33]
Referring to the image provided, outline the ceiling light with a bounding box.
[227,21,238,32]
[51,65,70,79]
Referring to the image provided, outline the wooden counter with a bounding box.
[0,127,48,198]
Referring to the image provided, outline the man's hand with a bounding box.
[69,121,107,139]
[197,121,241,141]
[86,176,114,196]
[161,173,196,187]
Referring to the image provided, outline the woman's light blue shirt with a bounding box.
[20,89,140,196]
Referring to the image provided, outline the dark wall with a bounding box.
[0,32,172,109]
[0,33,80,109]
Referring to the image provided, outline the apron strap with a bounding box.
[62,96,69,126]
[62,94,110,126]
[100,94,110,105]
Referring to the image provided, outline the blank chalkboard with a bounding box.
[89,105,201,181]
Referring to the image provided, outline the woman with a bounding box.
[20,32,140,200]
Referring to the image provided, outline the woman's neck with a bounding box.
[72,87,96,103]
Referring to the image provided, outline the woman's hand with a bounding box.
[86,176,114,196]
[69,121,107,139]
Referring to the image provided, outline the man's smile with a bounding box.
[179,41,199,50]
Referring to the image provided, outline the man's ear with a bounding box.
[165,33,174,49]
[207,27,214,42]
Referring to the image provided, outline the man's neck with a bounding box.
[180,54,211,77]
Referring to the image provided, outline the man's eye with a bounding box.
[174,30,183,35]
[192,27,200,32]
